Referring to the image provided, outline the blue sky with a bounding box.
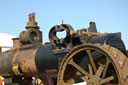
[0,0,128,49]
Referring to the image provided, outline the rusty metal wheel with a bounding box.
[57,44,128,85]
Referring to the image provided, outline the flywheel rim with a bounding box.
[57,44,126,85]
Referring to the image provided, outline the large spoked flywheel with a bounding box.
[57,44,128,85]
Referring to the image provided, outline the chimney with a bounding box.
[9,38,22,51]
[26,12,39,29]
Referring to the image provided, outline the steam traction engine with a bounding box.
[0,13,128,85]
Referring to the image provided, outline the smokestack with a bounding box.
[26,12,39,29]
[88,22,97,32]
[9,38,22,51]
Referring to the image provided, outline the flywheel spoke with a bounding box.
[69,59,89,77]
[100,76,114,84]
[80,76,89,82]
[102,58,110,78]
[95,65,104,78]
[86,50,97,73]
[76,71,89,82]
[88,64,93,79]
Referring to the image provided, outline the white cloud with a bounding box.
[0,33,16,52]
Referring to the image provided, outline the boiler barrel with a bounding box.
[0,51,15,76]
[0,33,126,77]
[0,44,67,77]
[35,44,67,73]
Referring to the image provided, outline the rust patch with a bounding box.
[116,52,126,68]
[121,59,128,80]
[111,47,118,58]
[17,48,39,76]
